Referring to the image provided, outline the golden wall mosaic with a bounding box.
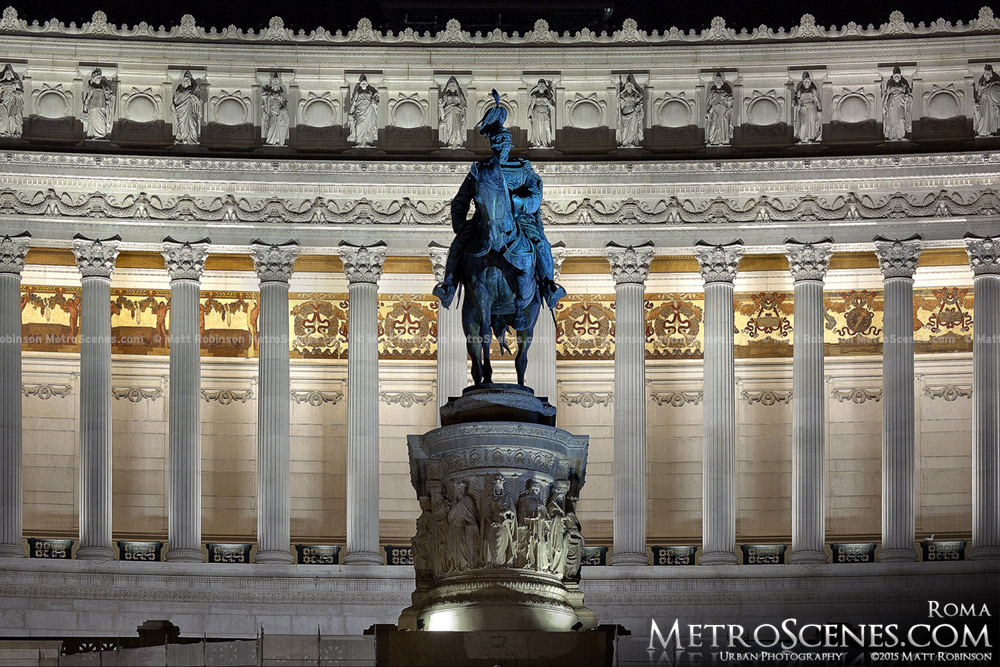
[18,286,974,359]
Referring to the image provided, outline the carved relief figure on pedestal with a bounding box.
[438,75,467,149]
[973,64,1000,137]
[347,74,379,147]
[527,78,555,148]
[793,71,823,143]
[617,73,644,147]
[82,68,114,139]
[544,480,571,577]
[706,72,734,146]
[0,64,23,138]
[171,71,202,145]
[881,66,912,141]
[412,496,433,575]
[446,480,480,570]
[481,474,516,568]
[515,478,549,570]
[261,74,289,146]
[430,484,452,573]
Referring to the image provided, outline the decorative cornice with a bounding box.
[874,235,922,279]
[922,385,972,401]
[72,234,121,278]
[741,389,792,406]
[606,241,654,285]
[201,388,254,404]
[290,390,344,406]
[695,240,744,284]
[648,390,703,407]
[785,239,833,282]
[0,8,994,46]
[831,387,882,404]
[559,391,612,408]
[162,237,210,282]
[379,391,433,408]
[340,241,388,284]
[251,240,299,283]
[964,234,1000,276]
[111,386,163,402]
[0,232,30,275]
[427,242,448,283]
[22,383,72,399]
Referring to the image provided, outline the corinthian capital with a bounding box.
[606,241,654,285]
[785,238,833,282]
[162,237,211,281]
[965,233,1000,276]
[427,241,448,283]
[0,232,31,275]
[340,240,388,284]
[72,233,121,279]
[251,239,299,283]
[874,235,921,279]
[551,241,567,281]
[695,239,744,284]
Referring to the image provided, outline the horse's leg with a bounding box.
[463,293,483,386]
[515,297,540,386]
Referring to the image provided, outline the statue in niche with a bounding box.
[0,64,23,138]
[973,64,1000,137]
[881,66,912,141]
[705,72,734,146]
[82,68,115,139]
[172,70,202,145]
[446,480,480,570]
[793,71,823,143]
[527,78,555,148]
[617,74,644,147]
[412,496,433,575]
[515,478,549,570]
[438,75,467,149]
[432,90,565,387]
[261,74,289,146]
[347,74,379,148]
[481,475,516,568]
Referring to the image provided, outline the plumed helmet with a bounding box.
[477,89,507,136]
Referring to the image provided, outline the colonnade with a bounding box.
[0,233,996,564]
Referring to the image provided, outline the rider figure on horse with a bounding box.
[432,91,566,330]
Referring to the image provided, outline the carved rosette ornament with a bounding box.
[72,234,121,278]
[339,240,388,284]
[785,239,833,282]
[606,241,654,284]
[874,235,922,279]
[250,240,299,283]
[161,237,210,281]
[965,234,1000,275]
[0,232,30,275]
[695,240,744,283]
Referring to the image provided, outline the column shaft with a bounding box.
[436,295,467,414]
[0,271,24,557]
[971,272,1000,559]
[526,308,557,402]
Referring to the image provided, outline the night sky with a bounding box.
[9,0,995,35]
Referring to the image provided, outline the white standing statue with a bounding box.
[706,72,734,146]
[793,71,823,143]
[0,64,23,138]
[881,66,913,141]
[82,68,115,139]
[347,74,379,148]
[437,75,467,149]
[617,73,644,148]
[527,78,555,148]
[171,70,202,145]
[973,64,1000,137]
[261,74,289,146]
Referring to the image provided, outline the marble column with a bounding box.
[73,234,121,561]
[696,240,744,566]
[429,242,466,418]
[162,238,210,562]
[606,241,654,566]
[0,233,30,558]
[526,242,566,403]
[965,234,1000,561]
[251,240,299,564]
[874,236,921,562]
[341,241,388,565]
[786,239,833,564]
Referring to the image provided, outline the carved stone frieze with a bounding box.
[22,383,73,399]
[831,387,882,404]
[695,240,744,284]
[649,390,703,407]
[161,237,210,281]
[922,385,972,401]
[606,241,654,285]
[72,235,121,278]
[558,392,612,408]
[111,386,163,402]
[380,391,433,408]
[201,388,253,404]
[741,389,792,406]
[965,234,1000,275]
[874,236,922,279]
[0,232,29,275]
[340,241,387,284]
[785,239,833,282]
[251,240,299,283]
[290,390,343,406]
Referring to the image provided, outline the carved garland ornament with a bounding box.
[22,383,72,399]
[111,386,163,402]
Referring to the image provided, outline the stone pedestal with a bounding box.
[401,385,595,633]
